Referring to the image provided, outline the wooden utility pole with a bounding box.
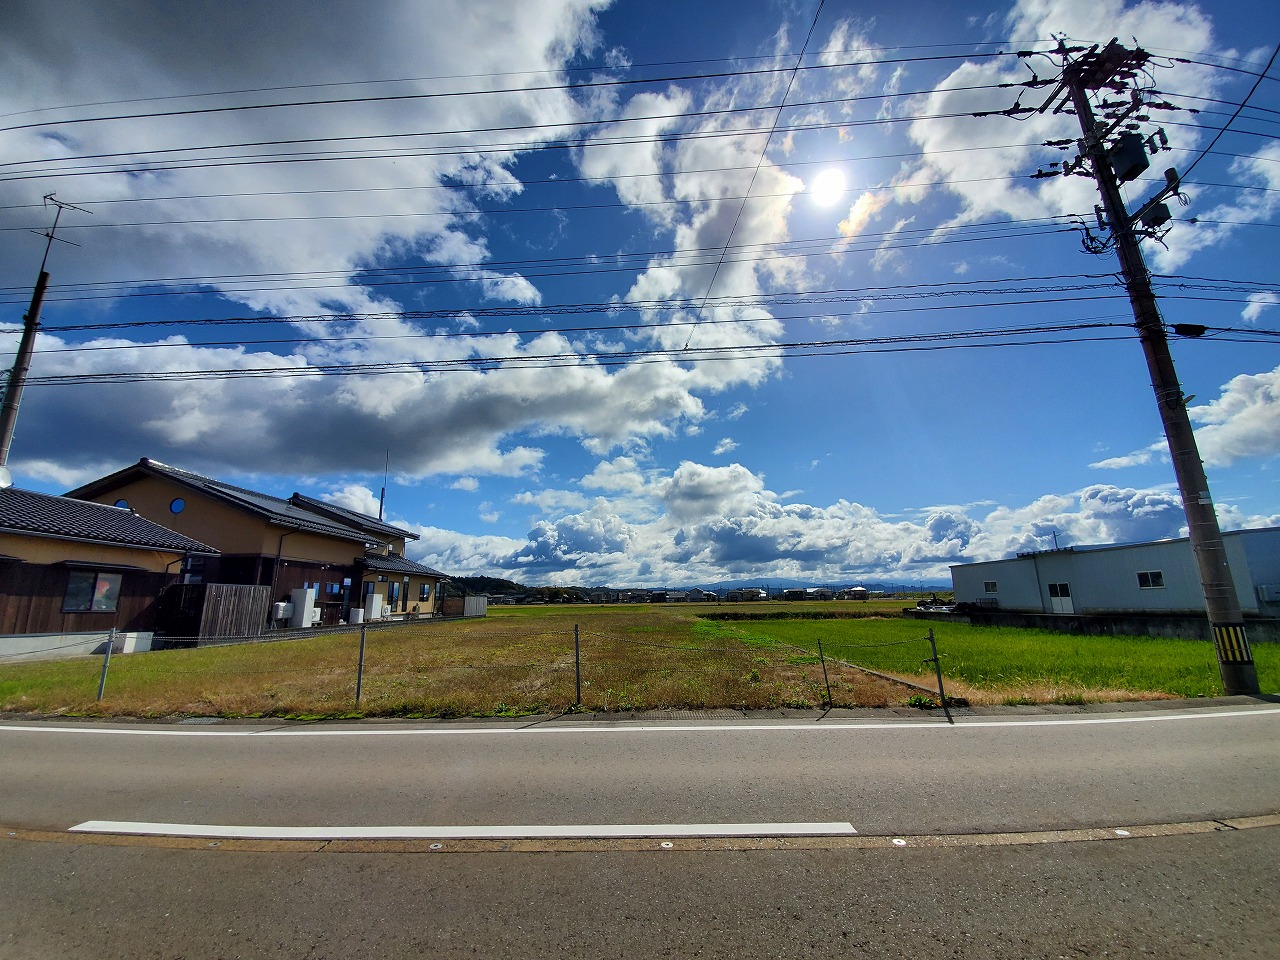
[0,195,87,467]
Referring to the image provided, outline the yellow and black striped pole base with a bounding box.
[1213,623,1260,696]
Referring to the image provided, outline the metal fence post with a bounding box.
[355,624,368,703]
[574,624,582,707]
[816,637,833,708]
[925,628,953,724]
[96,628,115,702]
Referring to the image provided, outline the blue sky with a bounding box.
[1,0,1278,587]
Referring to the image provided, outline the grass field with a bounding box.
[699,609,1280,702]
[0,602,1275,718]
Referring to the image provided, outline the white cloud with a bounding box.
[1151,143,1280,274]
[897,0,1227,234]
[1188,366,1280,467]
[1092,363,1280,471]
[712,437,738,455]
[511,488,590,514]
[321,483,383,518]
[1243,291,1278,323]
[452,477,480,492]
[395,454,1279,586]
[7,1,745,483]
[1090,446,1162,470]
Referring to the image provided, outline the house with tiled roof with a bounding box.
[67,458,449,627]
[0,485,216,646]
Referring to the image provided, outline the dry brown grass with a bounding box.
[0,605,918,719]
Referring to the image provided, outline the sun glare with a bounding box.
[809,167,846,207]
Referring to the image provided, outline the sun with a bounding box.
[809,167,846,207]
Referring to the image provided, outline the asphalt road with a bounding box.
[3,700,1279,958]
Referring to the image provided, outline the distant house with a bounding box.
[67,458,449,627]
[0,485,216,649]
[949,527,1280,640]
[782,587,834,601]
[837,587,869,601]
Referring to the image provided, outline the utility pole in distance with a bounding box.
[1029,40,1258,694]
[0,195,86,467]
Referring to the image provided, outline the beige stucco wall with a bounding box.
[361,574,440,614]
[0,532,180,573]
[81,475,360,564]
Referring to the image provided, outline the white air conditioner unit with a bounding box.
[273,602,293,620]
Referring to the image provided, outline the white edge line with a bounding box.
[2,706,1279,737]
[68,820,858,840]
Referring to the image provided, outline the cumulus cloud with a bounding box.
[896,0,1227,234]
[1091,364,1280,471]
[2,0,754,484]
[321,483,383,518]
[1188,367,1280,467]
[396,455,1280,587]
[1151,143,1280,273]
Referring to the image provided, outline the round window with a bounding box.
[169,497,186,514]
[114,499,129,509]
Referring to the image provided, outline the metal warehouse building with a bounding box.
[950,527,1280,632]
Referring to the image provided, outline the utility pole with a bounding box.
[0,195,87,467]
[1030,40,1258,694]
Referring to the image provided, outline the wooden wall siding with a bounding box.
[156,583,272,640]
[0,560,169,635]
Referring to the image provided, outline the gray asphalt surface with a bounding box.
[3,826,1277,959]
[2,700,1278,958]
[2,700,1277,835]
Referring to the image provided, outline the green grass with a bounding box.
[1,602,1274,718]
[701,614,1280,702]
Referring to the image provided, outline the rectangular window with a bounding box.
[983,581,998,594]
[1048,582,1071,598]
[418,582,432,601]
[1137,571,1165,589]
[325,581,343,598]
[63,571,123,613]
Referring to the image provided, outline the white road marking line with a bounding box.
[1,705,1278,737]
[69,820,858,840]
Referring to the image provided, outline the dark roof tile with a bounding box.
[1,487,217,554]
[362,552,449,578]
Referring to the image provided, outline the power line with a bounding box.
[17,320,1136,387]
[0,50,1018,138]
[1175,43,1280,186]
[0,101,1009,185]
[0,219,1089,306]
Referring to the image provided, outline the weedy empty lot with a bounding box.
[1,602,1275,718]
